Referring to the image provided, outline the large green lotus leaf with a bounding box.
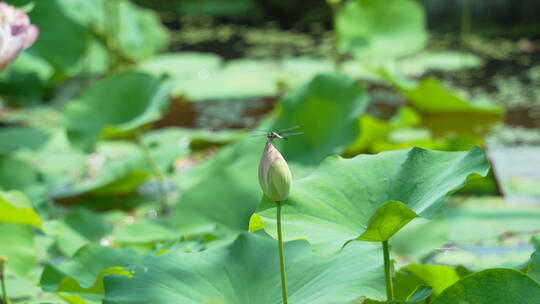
[399,77,503,137]
[173,73,369,233]
[178,0,257,17]
[254,146,490,254]
[391,218,448,262]
[52,158,149,199]
[431,269,540,304]
[53,136,188,201]
[0,154,41,195]
[64,72,172,150]
[58,0,167,62]
[139,52,223,97]
[26,0,89,73]
[0,223,37,275]
[271,73,368,164]
[179,59,283,100]
[63,207,112,244]
[527,249,540,284]
[113,221,180,246]
[47,208,111,257]
[427,197,540,270]
[345,106,421,155]
[0,274,42,301]
[336,0,428,59]
[402,264,460,296]
[40,244,143,294]
[103,232,386,304]
[397,51,483,75]
[0,190,42,229]
[0,126,50,153]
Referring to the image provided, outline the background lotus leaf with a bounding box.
[431,269,540,304]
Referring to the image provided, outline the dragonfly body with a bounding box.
[268,131,289,140]
[250,125,303,141]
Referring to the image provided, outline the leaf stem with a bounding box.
[276,202,288,304]
[327,0,343,71]
[382,240,394,301]
[0,257,11,304]
[135,131,170,215]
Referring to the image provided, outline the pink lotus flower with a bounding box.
[0,2,39,71]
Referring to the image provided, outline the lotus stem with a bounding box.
[382,240,394,301]
[135,132,170,215]
[0,256,11,304]
[276,202,288,304]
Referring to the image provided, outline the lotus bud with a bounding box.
[0,2,39,71]
[258,140,292,202]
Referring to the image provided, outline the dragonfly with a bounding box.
[250,125,304,140]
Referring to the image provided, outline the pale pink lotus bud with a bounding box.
[0,2,39,71]
[258,140,292,202]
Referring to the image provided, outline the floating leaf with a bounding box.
[336,0,427,59]
[103,232,386,303]
[64,72,172,150]
[40,244,143,294]
[0,190,42,229]
[139,52,223,97]
[254,146,490,254]
[431,269,540,304]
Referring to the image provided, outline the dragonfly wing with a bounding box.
[281,132,304,136]
[278,125,300,132]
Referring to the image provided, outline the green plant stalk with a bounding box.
[328,1,343,71]
[276,202,289,304]
[135,132,170,215]
[459,0,472,84]
[104,0,121,74]
[0,258,10,304]
[382,240,394,301]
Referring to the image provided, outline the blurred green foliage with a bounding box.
[0,0,538,303]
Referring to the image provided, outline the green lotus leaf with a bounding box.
[173,73,369,233]
[0,126,50,153]
[40,244,143,294]
[527,249,540,284]
[399,77,503,137]
[402,264,460,296]
[254,146,490,254]
[358,200,418,242]
[0,223,38,275]
[113,221,180,245]
[405,285,432,303]
[58,0,167,62]
[336,0,428,59]
[431,269,540,304]
[0,190,42,229]
[0,154,41,196]
[64,72,172,150]
[103,232,386,304]
[28,0,89,73]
